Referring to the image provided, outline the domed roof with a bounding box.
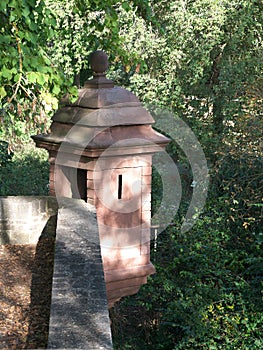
[32,50,169,156]
[54,50,154,125]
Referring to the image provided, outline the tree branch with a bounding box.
[9,23,23,104]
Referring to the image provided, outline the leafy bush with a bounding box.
[111,149,263,349]
[0,141,13,167]
[111,198,262,349]
[0,143,49,196]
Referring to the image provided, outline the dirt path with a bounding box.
[0,238,54,349]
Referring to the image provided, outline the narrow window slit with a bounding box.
[118,174,123,199]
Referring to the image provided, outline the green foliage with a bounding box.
[45,0,143,84]
[110,3,262,345]
[2,0,261,148]
[0,143,49,195]
[111,110,262,349]
[0,1,262,348]
[0,0,77,145]
[111,191,263,349]
[124,0,263,145]
[0,140,13,166]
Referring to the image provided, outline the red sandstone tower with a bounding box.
[33,51,170,307]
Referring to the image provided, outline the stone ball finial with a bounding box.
[89,50,109,74]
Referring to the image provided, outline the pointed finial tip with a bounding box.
[89,50,109,74]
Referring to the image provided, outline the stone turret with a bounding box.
[33,50,170,307]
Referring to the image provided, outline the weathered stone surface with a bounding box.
[0,196,58,244]
[70,86,140,109]
[52,105,154,126]
[48,198,112,350]
[33,124,169,156]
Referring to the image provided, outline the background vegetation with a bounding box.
[1,0,262,349]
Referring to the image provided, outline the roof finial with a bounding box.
[84,50,114,88]
[90,50,109,75]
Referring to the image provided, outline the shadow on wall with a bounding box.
[0,200,10,244]
[0,196,57,349]
[25,215,57,349]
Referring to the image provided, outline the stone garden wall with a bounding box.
[0,196,113,350]
[0,196,58,244]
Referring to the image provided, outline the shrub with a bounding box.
[111,154,263,349]
[0,143,49,196]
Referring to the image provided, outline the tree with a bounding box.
[0,0,78,144]
[44,0,153,85]
[0,0,145,145]
[109,2,263,348]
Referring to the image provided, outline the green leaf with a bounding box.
[13,73,20,82]
[52,85,61,95]
[22,6,30,18]
[36,73,47,85]
[68,86,79,102]
[28,21,38,31]
[9,11,17,22]
[27,72,38,83]
[0,35,11,44]
[2,66,13,80]
[0,86,7,98]
[121,2,131,12]
[9,0,18,7]
[0,0,8,11]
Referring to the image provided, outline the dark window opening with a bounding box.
[77,168,87,202]
[118,174,123,199]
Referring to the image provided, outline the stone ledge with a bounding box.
[48,197,112,350]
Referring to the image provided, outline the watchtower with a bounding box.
[33,51,170,307]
